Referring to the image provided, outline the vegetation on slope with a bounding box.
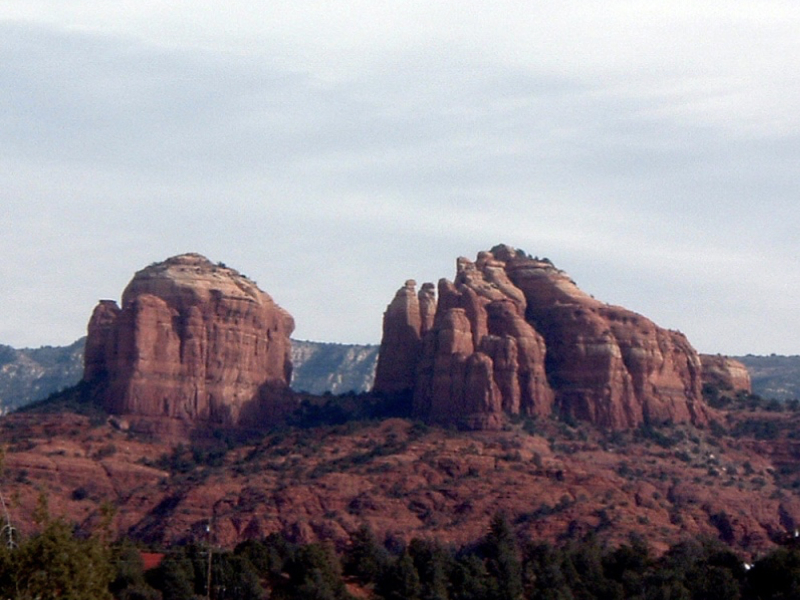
[736,355,800,401]
[5,379,800,598]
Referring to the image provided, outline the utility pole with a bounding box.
[0,491,16,550]
[206,509,213,600]
[0,449,15,551]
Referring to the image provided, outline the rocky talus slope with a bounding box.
[375,245,715,430]
[83,254,295,429]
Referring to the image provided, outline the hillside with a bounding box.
[0,338,85,412]
[3,388,800,559]
[736,355,800,401]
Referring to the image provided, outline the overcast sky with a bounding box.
[1,2,798,355]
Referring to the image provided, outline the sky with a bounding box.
[1,2,798,356]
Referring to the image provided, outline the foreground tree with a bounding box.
[0,518,114,600]
[482,513,524,600]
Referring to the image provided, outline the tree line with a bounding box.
[3,513,800,599]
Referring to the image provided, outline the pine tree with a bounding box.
[5,518,114,600]
[483,513,523,600]
[378,550,422,600]
[344,524,389,584]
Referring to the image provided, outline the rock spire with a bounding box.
[375,245,709,430]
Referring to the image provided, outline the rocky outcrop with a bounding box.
[503,249,706,429]
[375,245,709,430]
[411,265,554,429]
[82,254,295,428]
[83,302,121,383]
[701,354,752,394]
[373,280,426,395]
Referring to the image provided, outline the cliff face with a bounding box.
[82,254,295,428]
[373,280,427,395]
[700,354,752,394]
[375,245,708,430]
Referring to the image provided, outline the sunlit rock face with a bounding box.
[700,354,752,394]
[375,245,709,430]
[83,254,295,428]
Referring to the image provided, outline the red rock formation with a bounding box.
[376,248,554,429]
[701,354,752,394]
[83,300,121,382]
[418,282,437,336]
[373,280,424,395]
[505,252,706,428]
[82,254,295,428]
[375,245,708,430]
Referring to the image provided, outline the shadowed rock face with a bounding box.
[375,245,709,430]
[83,254,295,428]
[373,280,424,395]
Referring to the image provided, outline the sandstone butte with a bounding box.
[375,244,748,430]
[1,248,784,557]
[82,253,295,430]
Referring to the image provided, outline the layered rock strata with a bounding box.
[700,354,752,394]
[83,254,295,428]
[374,245,709,430]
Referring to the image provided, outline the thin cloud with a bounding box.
[0,7,798,355]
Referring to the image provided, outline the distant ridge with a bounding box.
[290,340,379,395]
[735,355,800,400]
[0,338,85,412]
